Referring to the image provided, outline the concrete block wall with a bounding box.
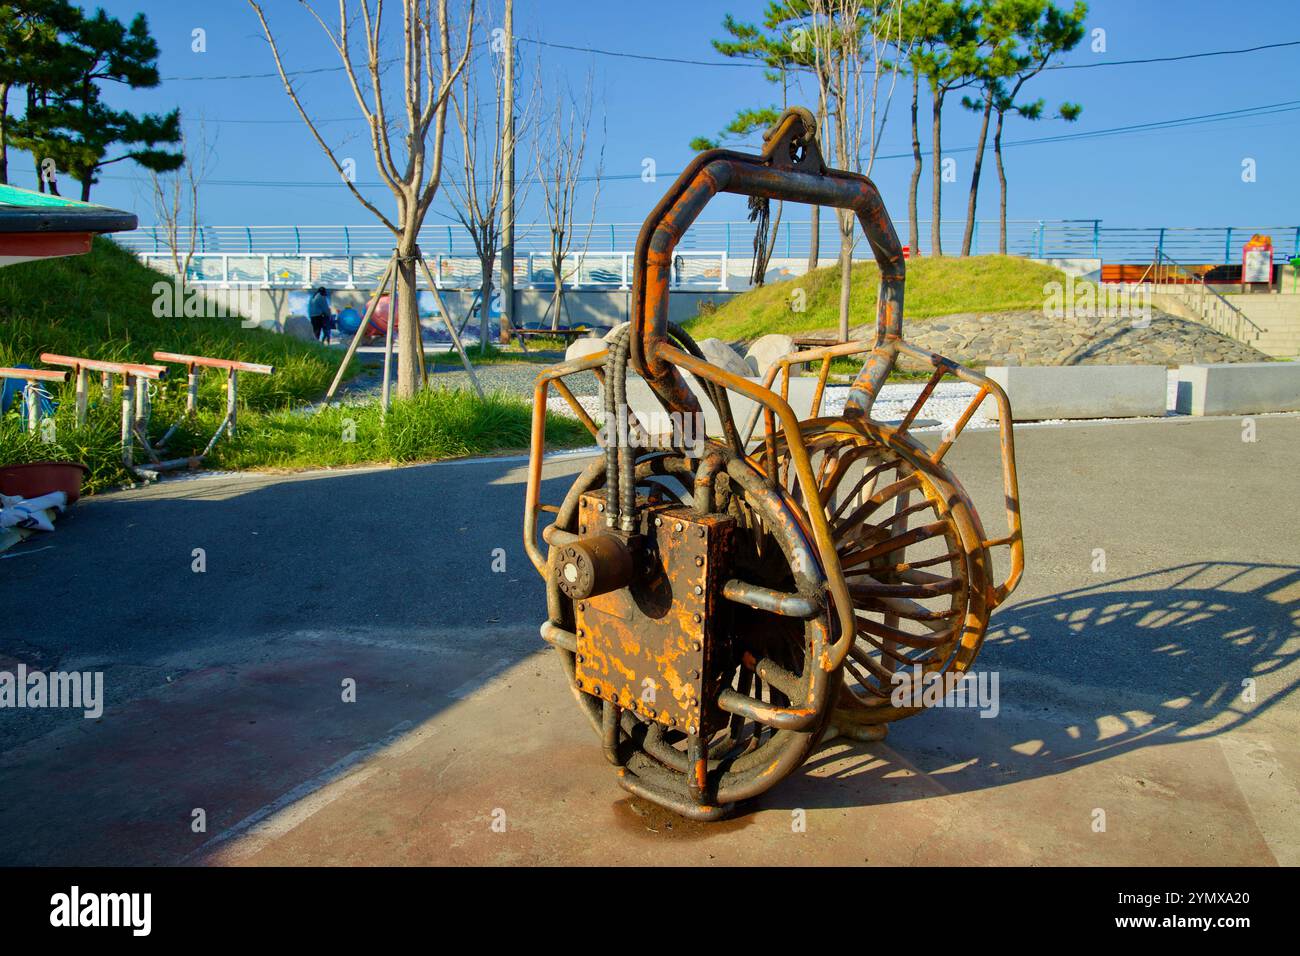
[1221,294,1300,358]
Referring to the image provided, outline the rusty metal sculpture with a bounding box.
[524,108,1024,819]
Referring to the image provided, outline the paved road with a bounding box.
[1,415,1297,865]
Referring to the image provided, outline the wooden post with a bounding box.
[381,266,396,415]
[186,364,199,414]
[415,252,484,399]
[226,369,238,436]
[499,0,516,345]
[75,367,88,425]
[121,378,135,467]
[134,375,150,433]
[324,252,398,402]
[24,379,39,434]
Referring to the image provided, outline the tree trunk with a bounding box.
[807,206,820,272]
[960,93,994,257]
[479,252,495,354]
[994,111,1008,255]
[907,69,921,258]
[807,97,826,273]
[80,177,92,203]
[838,221,852,343]
[929,91,944,257]
[0,83,9,185]
[394,238,423,399]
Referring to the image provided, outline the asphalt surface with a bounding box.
[1,414,1297,865]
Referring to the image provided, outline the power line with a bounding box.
[162,34,1300,82]
[1047,38,1300,70]
[98,97,1300,189]
[518,37,764,68]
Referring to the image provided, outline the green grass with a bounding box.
[0,238,346,410]
[205,389,588,471]
[0,388,589,494]
[0,240,589,491]
[684,254,1068,342]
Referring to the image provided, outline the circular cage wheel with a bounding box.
[770,419,994,729]
[544,449,840,819]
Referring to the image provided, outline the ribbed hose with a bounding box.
[602,325,630,528]
[665,322,744,458]
[602,322,744,534]
[614,334,635,529]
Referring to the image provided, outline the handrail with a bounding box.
[1149,249,1267,338]
[0,367,68,383]
[40,353,168,379]
[111,220,1300,264]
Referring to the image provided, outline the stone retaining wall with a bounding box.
[843,309,1269,368]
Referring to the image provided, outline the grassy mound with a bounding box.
[685,254,1068,342]
[0,240,588,491]
[0,238,340,409]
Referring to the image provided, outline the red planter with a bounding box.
[0,462,89,504]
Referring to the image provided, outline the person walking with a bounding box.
[308,287,333,344]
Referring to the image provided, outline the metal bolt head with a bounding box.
[654,517,662,527]
[597,502,605,512]
[674,521,684,533]
[697,527,706,538]
[576,602,585,612]
[693,585,703,595]
[694,556,704,567]
[693,613,702,623]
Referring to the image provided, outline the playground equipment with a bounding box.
[323,245,483,406]
[367,294,393,336]
[29,351,274,478]
[145,352,275,473]
[523,108,1024,819]
[39,353,168,469]
[337,307,362,336]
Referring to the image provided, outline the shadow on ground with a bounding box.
[762,561,1299,813]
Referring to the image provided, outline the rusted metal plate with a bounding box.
[573,494,734,735]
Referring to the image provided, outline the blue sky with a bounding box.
[13,0,1299,232]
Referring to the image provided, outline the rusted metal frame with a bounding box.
[152,351,275,375]
[659,344,853,667]
[523,348,666,575]
[40,353,168,382]
[551,377,599,437]
[722,579,818,618]
[635,165,903,420]
[541,452,824,819]
[895,366,946,433]
[524,350,608,575]
[741,338,885,446]
[893,341,1023,606]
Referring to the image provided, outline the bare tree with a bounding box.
[149,122,212,295]
[445,23,535,353]
[247,0,475,398]
[533,75,603,331]
[807,0,904,341]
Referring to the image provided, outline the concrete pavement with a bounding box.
[1,415,1297,865]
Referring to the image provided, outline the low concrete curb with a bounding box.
[985,365,1167,420]
[1174,362,1300,416]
